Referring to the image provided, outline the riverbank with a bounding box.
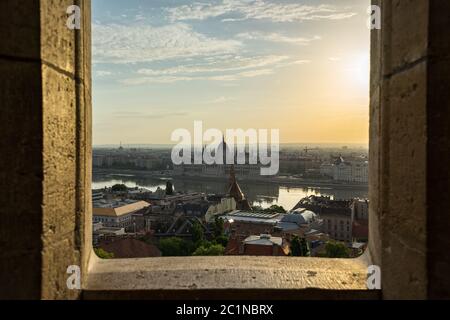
[93,168,368,190]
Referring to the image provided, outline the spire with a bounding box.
[219,133,231,165]
[226,165,252,211]
[229,165,236,184]
[227,165,242,200]
[222,134,227,164]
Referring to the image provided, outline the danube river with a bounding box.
[93,173,368,211]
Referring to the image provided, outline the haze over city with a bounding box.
[92,0,370,146]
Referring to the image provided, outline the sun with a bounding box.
[348,53,370,89]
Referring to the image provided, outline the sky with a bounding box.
[92,0,370,146]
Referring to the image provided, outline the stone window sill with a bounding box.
[83,252,380,300]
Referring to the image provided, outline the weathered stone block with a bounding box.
[41,237,81,299]
[382,0,429,76]
[40,0,77,75]
[42,65,77,243]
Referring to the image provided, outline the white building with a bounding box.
[321,157,368,183]
[93,200,150,230]
[205,197,237,223]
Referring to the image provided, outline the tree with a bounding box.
[322,241,351,258]
[252,205,286,214]
[213,235,229,247]
[290,236,309,257]
[94,247,114,259]
[158,237,193,256]
[213,216,224,238]
[111,184,127,192]
[300,238,310,257]
[290,236,301,256]
[165,181,174,196]
[192,243,225,256]
[191,221,204,244]
[268,205,287,213]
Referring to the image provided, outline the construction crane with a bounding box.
[303,146,319,155]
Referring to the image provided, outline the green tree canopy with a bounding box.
[251,205,286,214]
[300,238,310,257]
[268,205,287,213]
[290,236,309,257]
[94,247,114,259]
[213,235,229,248]
[165,181,174,195]
[158,237,193,256]
[323,241,351,258]
[111,184,128,192]
[213,216,225,238]
[192,243,225,256]
[191,221,204,244]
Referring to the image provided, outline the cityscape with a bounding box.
[91,0,370,260]
[2,0,449,304]
[92,143,369,259]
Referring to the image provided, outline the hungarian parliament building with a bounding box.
[173,139,267,179]
[173,162,264,179]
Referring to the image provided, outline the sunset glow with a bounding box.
[92,0,370,145]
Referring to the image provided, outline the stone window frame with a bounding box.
[4,0,448,300]
[79,0,377,299]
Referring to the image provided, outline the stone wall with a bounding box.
[0,0,91,299]
[0,0,449,300]
[369,0,450,299]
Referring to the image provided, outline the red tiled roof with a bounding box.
[93,201,150,217]
[98,238,161,258]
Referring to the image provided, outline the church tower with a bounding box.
[226,166,252,211]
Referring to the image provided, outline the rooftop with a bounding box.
[244,234,283,247]
[93,201,150,217]
[282,210,318,225]
[98,238,161,259]
[222,211,281,225]
[227,211,280,219]
[94,227,125,235]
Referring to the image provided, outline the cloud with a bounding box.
[121,76,195,85]
[134,14,146,21]
[237,68,274,78]
[112,111,188,119]
[207,96,235,104]
[122,55,309,85]
[206,68,274,81]
[166,0,357,23]
[136,55,289,76]
[92,22,241,64]
[292,60,311,65]
[236,32,321,44]
[121,68,276,85]
[95,70,113,77]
